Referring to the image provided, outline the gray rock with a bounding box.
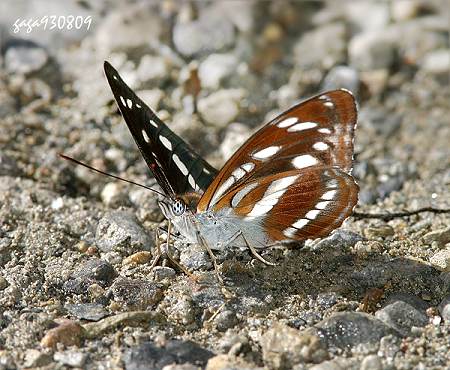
[152,266,176,281]
[197,89,246,127]
[429,249,450,272]
[54,350,87,368]
[383,293,430,312]
[173,11,235,57]
[438,296,450,323]
[63,258,117,294]
[423,226,450,246]
[123,340,214,370]
[109,277,164,310]
[136,55,170,84]
[294,23,346,70]
[360,354,383,370]
[198,53,238,89]
[322,66,360,97]
[312,230,364,251]
[4,43,49,75]
[345,2,389,32]
[313,312,398,350]
[179,243,212,271]
[375,301,428,337]
[377,335,401,361]
[349,31,397,71]
[23,349,52,368]
[214,310,238,332]
[96,210,154,253]
[219,122,251,161]
[65,303,108,321]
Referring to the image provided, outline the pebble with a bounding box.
[377,335,400,361]
[123,251,153,266]
[23,349,52,368]
[152,266,177,281]
[65,303,108,322]
[294,23,346,69]
[261,323,328,368]
[95,210,154,253]
[313,312,398,350]
[391,0,421,22]
[214,310,238,332]
[54,350,87,368]
[421,49,450,76]
[163,295,197,326]
[423,226,450,246]
[123,340,214,369]
[219,122,252,161]
[197,89,246,127]
[134,89,165,111]
[312,230,364,251]
[173,11,235,57]
[375,301,428,337]
[4,42,49,75]
[198,53,238,89]
[100,182,129,207]
[345,2,389,32]
[179,242,212,271]
[136,55,170,83]
[348,31,396,71]
[40,320,86,348]
[109,277,164,310]
[205,354,256,370]
[360,354,383,370]
[63,258,117,294]
[321,66,360,96]
[364,224,395,238]
[438,296,450,323]
[429,249,450,272]
[0,276,8,290]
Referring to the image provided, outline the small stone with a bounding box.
[375,301,428,337]
[123,251,153,266]
[24,349,52,368]
[214,310,238,332]
[123,340,214,369]
[421,49,450,76]
[179,242,213,271]
[40,320,86,349]
[96,210,154,253]
[219,123,251,161]
[322,66,360,96]
[65,303,108,322]
[349,31,397,71]
[261,323,328,368]
[197,89,246,127]
[360,69,390,96]
[391,0,421,21]
[377,335,400,361]
[54,350,87,368]
[294,23,346,69]
[438,296,450,323]
[345,2,389,32]
[173,11,235,57]
[136,55,170,83]
[365,224,395,238]
[51,197,64,210]
[360,354,383,370]
[135,89,165,111]
[198,53,238,89]
[110,277,164,310]
[63,258,117,294]
[313,312,398,350]
[423,226,450,246]
[163,295,197,326]
[0,276,8,290]
[4,43,49,75]
[429,249,450,271]
[152,266,177,281]
[309,359,349,370]
[312,230,364,251]
[205,354,256,370]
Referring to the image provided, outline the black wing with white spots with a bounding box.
[104,61,217,198]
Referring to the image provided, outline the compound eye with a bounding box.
[172,199,186,216]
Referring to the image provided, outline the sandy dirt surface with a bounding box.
[0,1,449,369]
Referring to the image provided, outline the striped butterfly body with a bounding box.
[104,61,358,253]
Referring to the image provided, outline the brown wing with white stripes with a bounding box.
[197,89,358,241]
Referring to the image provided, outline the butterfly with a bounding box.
[103,61,358,261]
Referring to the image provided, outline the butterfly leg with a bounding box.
[240,232,277,267]
[148,227,162,271]
[164,221,199,281]
[196,231,224,285]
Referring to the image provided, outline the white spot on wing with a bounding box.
[283,218,310,238]
[315,200,331,210]
[322,189,337,200]
[277,117,297,128]
[318,128,331,134]
[113,75,118,80]
[210,177,235,206]
[149,120,158,128]
[241,162,255,173]
[252,146,280,159]
[292,218,309,229]
[287,122,317,132]
[231,167,246,181]
[173,154,188,175]
[264,175,298,198]
[188,174,196,189]
[159,135,173,150]
[313,142,328,151]
[324,101,334,108]
[246,203,274,218]
[305,209,320,220]
[292,155,318,169]
[231,183,258,207]
[142,130,150,143]
[119,96,126,106]
[127,98,133,108]
[136,103,141,108]
[283,227,297,238]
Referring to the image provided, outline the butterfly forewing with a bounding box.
[197,89,358,242]
[104,61,217,198]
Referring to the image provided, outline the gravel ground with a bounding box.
[1,1,450,369]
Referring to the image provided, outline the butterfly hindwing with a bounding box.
[197,90,358,241]
[104,61,217,198]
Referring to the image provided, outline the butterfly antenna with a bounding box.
[59,153,169,199]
